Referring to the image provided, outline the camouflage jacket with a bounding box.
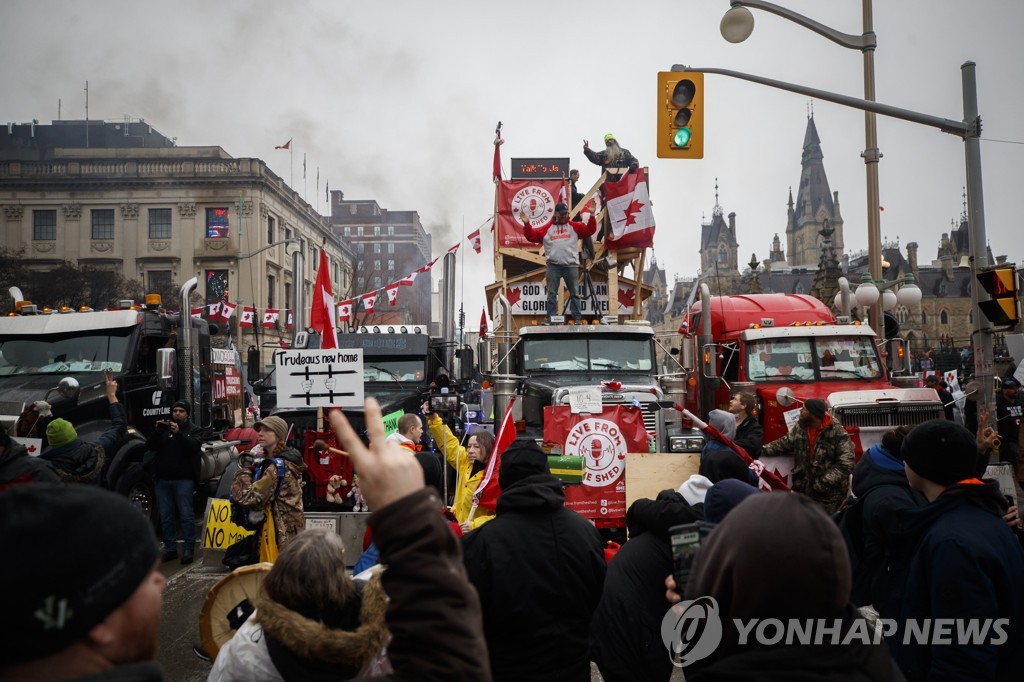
[231,446,306,549]
[761,416,855,514]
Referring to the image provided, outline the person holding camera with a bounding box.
[422,401,495,532]
[147,400,202,563]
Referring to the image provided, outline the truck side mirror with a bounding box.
[157,348,177,389]
[457,347,475,382]
[247,346,261,381]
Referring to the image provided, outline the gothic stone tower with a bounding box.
[700,185,741,295]
[785,114,845,267]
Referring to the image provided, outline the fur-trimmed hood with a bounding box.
[253,573,389,667]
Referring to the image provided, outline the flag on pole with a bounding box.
[262,310,280,328]
[467,228,482,254]
[385,284,399,307]
[397,272,418,286]
[190,307,203,319]
[362,293,377,314]
[480,307,490,337]
[473,396,519,511]
[302,153,307,181]
[240,306,255,328]
[220,301,236,321]
[682,408,790,492]
[604,168,656,249]
[311,248,338,349]
[274,138,292,150]
[337,300,353,322]
[492,123,503,183]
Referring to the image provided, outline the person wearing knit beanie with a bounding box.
[900,419,977,487]
[0,484,164,678]
[45,418,78,448]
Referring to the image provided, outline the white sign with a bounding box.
[984,462,1018,510]
[211,348,235,366]
[568,387,602,414]
[12,437,43,456]
[783,407,801,433]
[275,349,364,408]
[505,280,636,316]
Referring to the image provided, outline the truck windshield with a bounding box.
[745,335,882,382]
[0,331,131,375]
[363,358,426,383]
[523,336,653,372]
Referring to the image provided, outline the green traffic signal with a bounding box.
[673,127,692,147]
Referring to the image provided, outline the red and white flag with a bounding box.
[220,301,236,321]
[286,310,293,330]
[604,168,656,250]
[385,284,399,307]
[362,293,377,314]
[467,228,482,254]
[397,272,418,287]
[207,301,222,318]
[190,307,203,319]
[310,248,338,349]
[337,300,353,322]
[473,396,519,512]
[480,306,490,337]
[492,124,503,184]
[240,306,255,328]
[262,309,280,328]
[274,138,292,150]
[447,242,461,255]
[416,258,438,274]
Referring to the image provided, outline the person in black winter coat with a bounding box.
[729,391,763,459]
[0,428,60,490]
[41,373,125,484]
[882,420,1024,681]
[844,426,926,612]
[461,439,606,682]
[146,400,202,563]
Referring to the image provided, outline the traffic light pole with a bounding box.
[672,62,994,415]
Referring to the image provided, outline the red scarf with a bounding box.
[807,413,833,461]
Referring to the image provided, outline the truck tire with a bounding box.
[116,462,159,529]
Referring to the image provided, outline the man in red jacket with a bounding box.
[520,202,597,324]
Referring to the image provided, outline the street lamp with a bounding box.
[720,0,885,338]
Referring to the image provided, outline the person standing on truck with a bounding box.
[584,134,639,242]
[41,372,125,485]
[729,392,763,459]
[231,415,306,554]
[147,400,202,564]
[760,398,854,514]
[423,402,496,531]
[520,202,597,325]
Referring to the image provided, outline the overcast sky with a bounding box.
[3,0,1022,326]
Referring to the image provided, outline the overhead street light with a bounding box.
[720,0,885,341]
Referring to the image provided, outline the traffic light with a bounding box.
[976,265,1019,327]
[657,71,704,159]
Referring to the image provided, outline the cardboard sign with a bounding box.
[382,409,404,437]
[783,407,801,433]
[567,387,602,414]
[276,349,364,408]
[202,498,254,550]
[984,462,1019,510]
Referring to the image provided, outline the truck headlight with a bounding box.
[669,435,704,453]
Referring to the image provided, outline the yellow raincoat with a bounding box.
[426,413,494,530]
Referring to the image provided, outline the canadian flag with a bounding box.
[480,306,490,337]
[220,301,236,321]
[190,307,203,319]
[207,302,222,318]
[447,242,461,255]
[262,309,280,328]
[467,228,482,254]
[604,168,656,250]
[310,248,337,348]
[337,300,353,322]
[416,258,438,274]
[240,306,255,328]
[386,284,399,307]
[397,272,418,286]
[286,310,293,330]
[274,138,292,150]
[362,293,377,314]
[472,396,519,512]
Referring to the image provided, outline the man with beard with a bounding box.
[760,397,854,513]
[584,134,640,242]
[0,485,166,680]
[147,400,202,564]
[521,202,597,324]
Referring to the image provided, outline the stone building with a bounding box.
[327,190,432,327]
[785,114,845,267]
[0,119,353,367]
[697,183,742,296]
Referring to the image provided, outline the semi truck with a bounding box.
[678,283,943,456]
[0,279,236,523]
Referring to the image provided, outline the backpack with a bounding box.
[229,458,286,531]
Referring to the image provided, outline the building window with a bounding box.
[357,226,364,237]
[206,207,230,238]
[373,276,381,288]
[387,260,394,271]
[349,204,357,215]
[374,243,381,254]
[717,245,727,264]
[284,282,291,310]
[267,274,276,309]
[921,310,927,325]
[387,225,394,236]
[91,209,115,240]
[267,215,276,245]
[343,226,350,237]
[387,243,395,254]
[358,276,365,289]
[938,281,948,296]
[33,209,57,240]
[284,226,292,242]
[895,305,908,325]
[148,208,172,239]
[940,310,949,325]
[206,269,229,304]
[374,260,381,271]
[374,225,381,236]
[333,262,340,284]
[357,243,365,254]
[148,270,172,293]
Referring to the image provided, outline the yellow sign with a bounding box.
[203,498,254,550]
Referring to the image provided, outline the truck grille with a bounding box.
[833,404,944,429]
[602,398,658,435]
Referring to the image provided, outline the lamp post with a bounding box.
[836,273,922,374]
[721,0,884,337]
